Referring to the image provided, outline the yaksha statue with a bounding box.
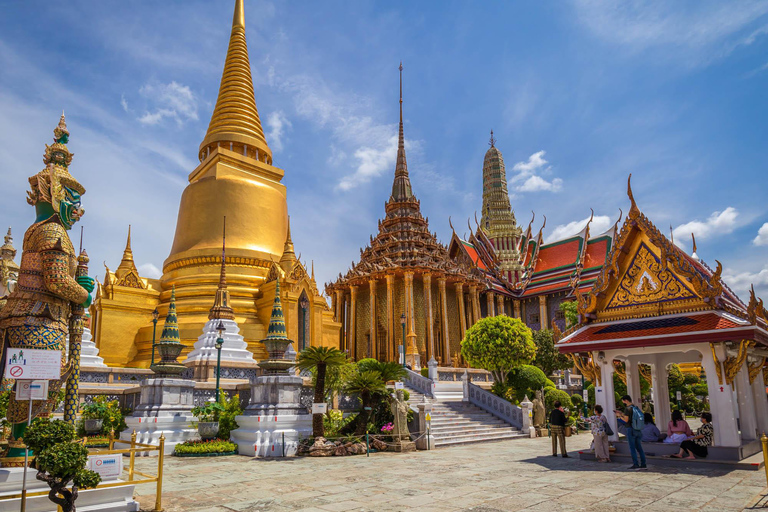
[0,115,94,465]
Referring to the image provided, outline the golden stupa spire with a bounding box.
[391,62,413,201]
[115,225,139,278]
[279,216,297,273]
[209,217,235,320]
[199,0,272,164]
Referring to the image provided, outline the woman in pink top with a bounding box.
[664,410,693,444]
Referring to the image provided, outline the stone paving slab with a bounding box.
[132,435,768,511]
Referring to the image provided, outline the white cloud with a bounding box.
[672,207,739,247]
[120,94,129,112]
[266,110,291,152]
[753,222,768,246]
[546,215,613,243]
[138,263,162,279]
[723,265,768,302]
[337,135,399,191]
[510,150,562,193]
[137,81,198,126]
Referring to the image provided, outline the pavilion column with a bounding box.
[513,300,521,319]
[349,286,358,360]
[334,289,343,323]
[423,273,434,362]
[343,292,351,354]
[486,293,495,317]
[474,288,481,323]
[469,285,479,326]
[701,343,740,447]
[455,283,466,338]
[751,362,768,435]
[597,354,618,441]
[735,358,758,441]
[496,295,505,316]
[386,274,395,362]
[625,356,642,405]
[404,272,415,336]
[651,358,671,433]
[439,278,450,365]
[331,290,338,321]
[538,295,548,330]
[368,279,377,361]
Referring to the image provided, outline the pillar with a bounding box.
[439,278,450,366]
[650,358,671,433]
[331,290,338,322]
[423,273,435,362]
[513,300,521,319]
[469,284,479,326]
[343,292,350,353]
[496,295,505,317]
[368,279,377,361]
[455,282,466,338]
[349,286,358,360]
[474,287,481,323]
[404,272,415,339]
[334,289,343,324]
[751,364,768,435]
[486,293,495,317]
[735,359,758,441]
[625,357,642,405]
[386,274,395,362]
[596,354,618,441]
[538,295,548,330]
[700,343,740,447]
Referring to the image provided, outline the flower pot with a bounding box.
[84,419,104,434]
[198,422,220,439]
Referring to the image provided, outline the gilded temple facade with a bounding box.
[0,228,20,309]
[90,0,340,367]
[325,67,486,365]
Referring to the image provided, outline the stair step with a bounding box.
[435,432,527,447]
[431,428,517,438]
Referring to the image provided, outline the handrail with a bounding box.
[0,430,165,512]
[464,380,523,429]
[403,368,435,398]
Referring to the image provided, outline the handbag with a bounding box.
[603,416,614,436]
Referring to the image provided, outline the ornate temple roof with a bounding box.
[101,227,149,291]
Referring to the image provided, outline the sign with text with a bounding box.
[311,403,328,414]
[583,389,589,402]
[88,454,123,480]
[394,382,404,390]
[16,380,48,401]
[4,348,61,380]
[676,391,682,401]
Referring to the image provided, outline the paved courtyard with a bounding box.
[133,435,767,512]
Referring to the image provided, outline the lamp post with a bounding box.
[215,320,225,403]
[150,308,159,367]
[400,313,406,368]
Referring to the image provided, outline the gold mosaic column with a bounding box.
[455,282,466,337]
[331,291,338,322]
[344,292,350,352]
[404,272,415,336]
[486,293,495,317]
[350,285,358,360]
[439,277,450,365]
[513,299,521,319]
[538,295,548,329]
[496,294,505,316]
[423,273,434,361]
[469,284,480,325]
[369,279,377,359]
[335,289,343,323]
[386,273,395,362]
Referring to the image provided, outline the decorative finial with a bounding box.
[489,130,496,148]
[159,286,181,343]
[627,173,638,215]
[691,232,697,254]
[670,225,674,245]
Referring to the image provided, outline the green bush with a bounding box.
[217,391,243,441]
[421,368,429,378]
[570,393,583,407]
[174,439,237,455]
[356,358,380,373]
[192,401,224,423]
[683,373,700,385]
[544,388,572,412]
[531,329,572,376]
[78,396,126,436]
[691,383,708,397]
[461,316,536,383]
[507,365,555,403]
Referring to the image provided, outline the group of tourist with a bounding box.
[575,395,715,469]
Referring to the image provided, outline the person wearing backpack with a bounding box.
[615,395,647,470]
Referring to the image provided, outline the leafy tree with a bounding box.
[570,393,583,407]
[373,361,408,383]
[25,419,101,512]
[544,388,573,412]
[667,364,685,389]
[344,370,387,435]
[559,301,579,329]
[683,373,700,386]
[296,346,348,437]
[507,365,556,402]
[460,316,536,383]
[217,390,243,441]
[531,329,572,377]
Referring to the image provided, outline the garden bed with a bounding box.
[173,439,238,457]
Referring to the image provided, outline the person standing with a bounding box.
[589,405,611,462]
[550,401,568,458]
[615,395,646,470]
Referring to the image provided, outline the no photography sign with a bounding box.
[4,348,61,380]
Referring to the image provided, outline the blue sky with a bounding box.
[1,1,767,301]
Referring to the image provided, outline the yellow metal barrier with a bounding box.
[761,432,767,488]
[0,429,166,512]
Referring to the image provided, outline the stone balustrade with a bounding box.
[405,368,436,398]
[462,374,523,429]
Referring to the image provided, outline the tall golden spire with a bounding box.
[391,62,413,201]
[199,0,272,164]
[209,217,235,320]
[279,216,297,273]
[115,225,139,278]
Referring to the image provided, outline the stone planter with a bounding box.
[198,422,220,439]
[84,419,104,434]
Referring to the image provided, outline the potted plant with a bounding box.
[192,401,224,439]
[80,400,108,434]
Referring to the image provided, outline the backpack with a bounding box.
[631,406,644,432]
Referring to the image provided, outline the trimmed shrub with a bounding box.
[544,388,572,412]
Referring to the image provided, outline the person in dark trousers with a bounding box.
[550,401,568,457]
[615,395,647,470]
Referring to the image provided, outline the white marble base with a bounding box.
[66,327,107,368]
[231,414,312,457]
[183,318,257,366]
[0,467,138,512]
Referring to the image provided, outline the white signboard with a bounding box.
[582,389,589,402]
[311,403,328,414]
[16,380,48,401]
[88,454,123,480]
[676,391,682,401]
[4,348,61,380]
[394,382,404,390]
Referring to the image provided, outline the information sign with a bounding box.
[4,349,61,380]
[394,382,404,390]
[16,380,49,401]
[676,391,682,401]
[311,403,328,414]
[582,389,588,402]
[88,454,123,480]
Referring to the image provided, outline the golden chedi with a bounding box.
[91,0,340,369]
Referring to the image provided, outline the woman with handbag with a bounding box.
[589,405,612,462]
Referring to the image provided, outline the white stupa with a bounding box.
[66,315,107,368]
[183,220,258,380]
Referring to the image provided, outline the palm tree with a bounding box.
[345,370,387,435]
[296,346,348,437]
[375,361,408,383]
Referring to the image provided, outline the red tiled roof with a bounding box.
[534,239,580,274]
[521,280,572,297]
[584,239,609,268]
[522,241,535,267]
[461,241,488,270]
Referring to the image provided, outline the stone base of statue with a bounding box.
[230,375,312,457]
[389,438,417,452]
[0,466,139,511]
[118,378,197,455]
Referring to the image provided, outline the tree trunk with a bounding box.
[313,363,326,438]
[354,392,371,436]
